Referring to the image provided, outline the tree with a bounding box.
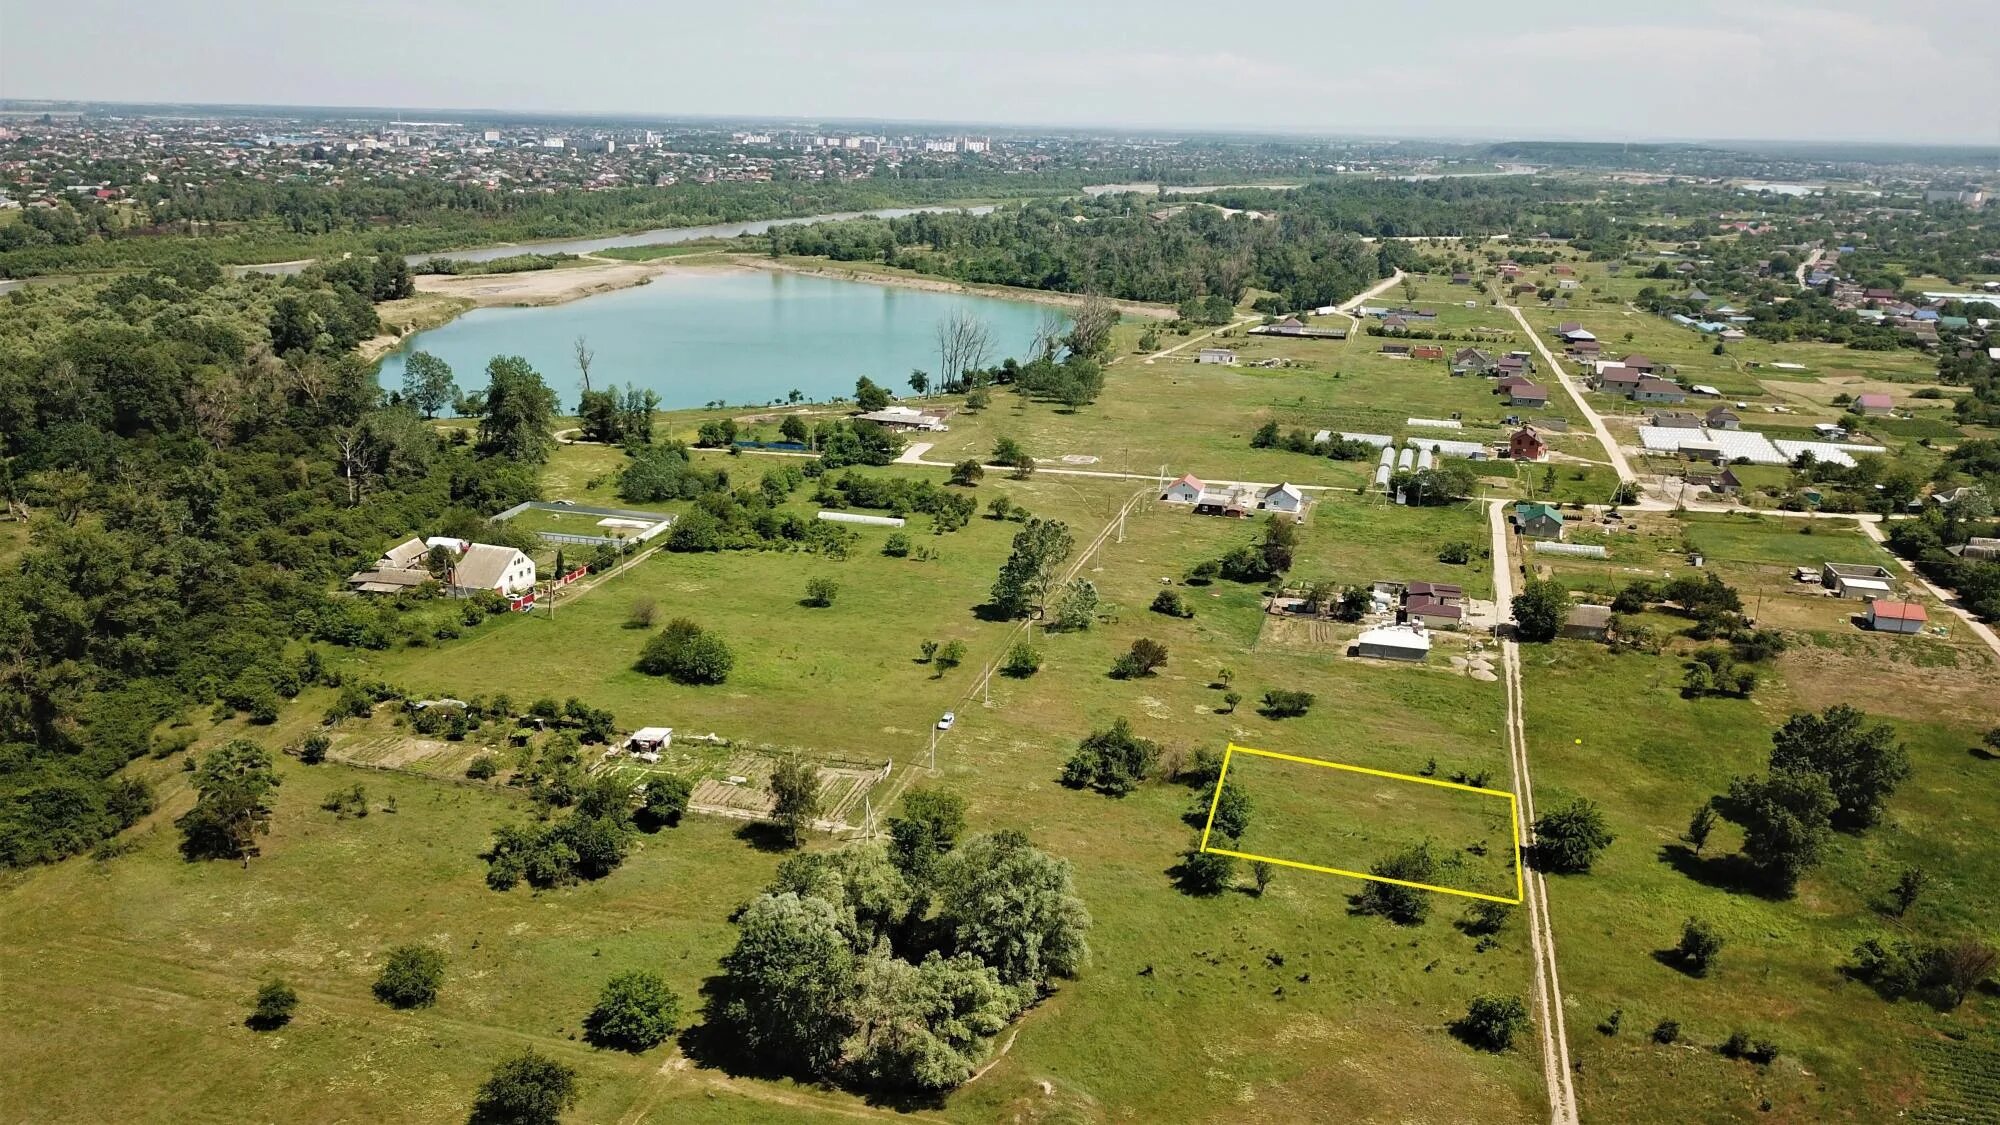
[934,831,1091,989]
[1052,578,1100,631]
[854,376,891,412]
[373,943,445,1009]
[1260,515,1299,575]
[780,414,810,445]
[635,618,734,684]
[882,532,911,558]
[1151,589,1193,618]
[1511,579,1568,642]
[1251,860,1276,896]
[1456,995,1529,1051]
[935,310,992,393]
[1931,939,1999,1009]
[299,731,330,765]
[1891,866,1928,917]
[400,350,457,419]
[908,369,930,397]
[1675,917,1725,976]
[803,576,839,608]
[472,1049,579,1125]
[1725,770,1836,894]
[1111,638,1168,679]
[1767,705,1910,830]
[176,741,280,863]
[477,356,559,464]
[572,335,595,396]
[1191,779,1252,841]
[849,951,1015,1091]
[1258,689,1314,718]
[1000,640,1042,678]
[887,787,967,885]
[1354,843,1439,925]
[711,892,858,1074]
[247,979,298,1030]
[1176,846,1236,895]
[1064,295,1119,360]
[949,459,984,487]
[1684,803,1717,857]
[1062,718,1161,796]
[585,970,680,1051]
[965,386,990,412]
[934,639,966,672]
[771,754,823,847]
[641,775,692,828]
[1335,585,1371,623]
[988,518,1073,619]
[1532,798,1614,874]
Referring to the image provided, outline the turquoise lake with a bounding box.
[376,268,1053,411]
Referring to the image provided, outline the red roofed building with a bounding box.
[1865,600,1927,634]
[1509,426,1549,462]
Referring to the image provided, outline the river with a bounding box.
[375,267,1052,411]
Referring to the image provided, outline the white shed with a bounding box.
[1355,625,1431,661]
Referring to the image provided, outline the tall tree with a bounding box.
[1726,770,1836,895]
[572,335,595,396]
[175,740,280,864]
[400,350,458,419]
[1064,295,1119,360]
[934,311,992,393]
[711,892,858,1074]
[771,754,823,847]
[1767,705,1911,830]
[477,356,558,464]
[934,830,1091,990]
[1511,578,1569,642]
[988,518,1074,619]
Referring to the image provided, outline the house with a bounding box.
[1558,278,1580,290]
[1562,604,1613,641]
[1381,315,1409,333]
[1567,339,1603,358]
[1496,374,1535,394]
[451,544,537,597]
[1650,410,1703,429]
[1193,487,1254,518]
[1556,323,1595,344]
[1948,536,2000,561]
[1197,347,1237,365]
[854,405,951,432]
[376,537,429,570]
[1687,467,1742,494]
[1411,344,1445,360]
[1162,473,1205,504]
[1853,392,1893,415]
[1822,562,1894,599]
[1497,354,1531,375]
[1381,344,1412,358]
[1705,406,1742,430]
[1259,482,1307,515]
[1355,624,1431,661]
[347,567,434,595]
[1508,383,1550,407]
[1508,425,1548,462]
[1595,366,1644,395]
[1405,581,1465,606]
[1931,486,1984,509]
[1403,596,1463,630]
[1451,347,1496,375]
[1865,600,1927,634]
[1620,354,1660,373]
[1451,272,1473,285]
[1512,501,1565,540]
[1633,377,1686,404]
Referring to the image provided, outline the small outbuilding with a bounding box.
[1197,348,1237,365]
[1865,600,1927,634]
[1259,482,1307,515]
[1562,604,1613,641]
[1513,501,1566,540]
[1355,624,1431,662]
[1822,562,1894,598]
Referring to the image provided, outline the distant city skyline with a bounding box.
[3,0,1996,146]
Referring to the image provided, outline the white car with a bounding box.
[936,712,956,731]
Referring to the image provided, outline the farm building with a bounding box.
[1864,600,1927,634]
[1451,347,1496,376]
[1406,581,1464,605]
[1355,625,1431,661]
[1193,487,1255,518]
[1403,597,1463,630]
[1853,393,1893,415]
[1508,383,1550,408]
[1822,562,1894,598]
[1163,474,1205,504]
[1562,604,1613,641]
[1259,482,1307,515]
[1950,536,2000,561]
[1412,344,1445,360]
[450,544,537,598]
[1197,348,1238,365]
[1512,502,1566,540]
[1705,406,1741,430]
[853,406,950,432]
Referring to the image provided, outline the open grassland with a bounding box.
[1519,639,2000,1123]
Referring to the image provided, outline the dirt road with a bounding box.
[1504,303,1636,486]
[1487,498,1580,1125]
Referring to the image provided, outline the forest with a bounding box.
[0,254,554,866]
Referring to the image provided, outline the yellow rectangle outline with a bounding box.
[1198,743,1524,905]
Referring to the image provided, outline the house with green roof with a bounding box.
[1512,501,1566,540]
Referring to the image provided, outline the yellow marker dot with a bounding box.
[1574,738,1583,744]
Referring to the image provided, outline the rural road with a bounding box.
[1504,303,1637,486]
[1795,247,1826,290]
[1487,498,1580,1125]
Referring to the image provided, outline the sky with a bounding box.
[3,0,1997,144]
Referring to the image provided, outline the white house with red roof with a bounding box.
[1163,473,1205,504]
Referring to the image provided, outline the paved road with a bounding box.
[1487,499,1580,1125]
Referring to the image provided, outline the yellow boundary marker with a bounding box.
[1198,743,1524,905]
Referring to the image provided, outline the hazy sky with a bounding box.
[4,0,1996,144]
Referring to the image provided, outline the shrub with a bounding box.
[466,755,500,780]
[247,979,298,1030]
[584,970,680,1051]
[1259,689,1314,718]
[1676,917,1724,976]
[883,532,911,557]
[1353,843,1439,925]
[1651,1019,1680,1044]
[1150,589,1193,618]
[1110,638,1168,679]
[373,944,446,1009]
[1438,541,1473,565]
[635,618,734,684]
[1531,798,1614,873]
[641,775,692,828]
[1062,719,1160,796]
[1000,640,1042,678]
[934,639,967,672]
[1456,995,1528,1051]
[802,576,839,608]
[298,731,331,765]
[472,1049,579,1125]
[627,599,657,629]
[1176,847,1236,895]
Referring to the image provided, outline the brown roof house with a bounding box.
[1509,425,1549,462]
[1562,604,1613,641]
[451,544,537,598]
